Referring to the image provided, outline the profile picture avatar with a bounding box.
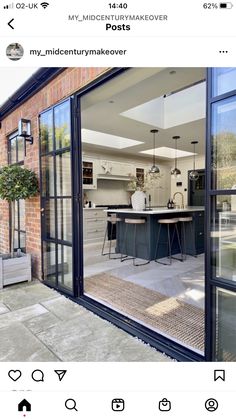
[6,43,24,61]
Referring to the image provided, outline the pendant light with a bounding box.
[149,129,160,174]
[171,136,181,178]
[189,140,199,181]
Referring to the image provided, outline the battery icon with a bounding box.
[220,2,233,8]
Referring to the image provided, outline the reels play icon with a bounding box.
[111,398,125,412]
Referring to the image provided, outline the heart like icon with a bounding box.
[8,370,22,382]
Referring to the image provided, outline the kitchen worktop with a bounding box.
[84,207,108,210]
[105,206,205,215]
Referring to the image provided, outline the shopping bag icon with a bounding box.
[159,398,171,411]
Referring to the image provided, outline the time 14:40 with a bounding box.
[108,3,128,8]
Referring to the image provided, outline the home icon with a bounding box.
[18,399,31,412]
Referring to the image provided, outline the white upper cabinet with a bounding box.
[98,159,134,177]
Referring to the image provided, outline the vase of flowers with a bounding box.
[131,190,146,211]
[128,172,162,210]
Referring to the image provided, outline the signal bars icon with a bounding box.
[3,2,14,8]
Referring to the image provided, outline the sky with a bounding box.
[0,68,39,106]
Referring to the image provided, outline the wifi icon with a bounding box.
[40,2,49,8]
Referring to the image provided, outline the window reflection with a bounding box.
[212,97,236,189]
[215,288,236,361]
[9,137,17,164]
[58,244,73,291]
[45,200,56,240]
[56,152,71,196]
[57,199,72,243]
[211,195,236,282]
[54,101,71,149]
[43,241,56,286]
[40,110,53,154]
[17,137,24,162]
[213,68,236,97]
[41,155,54,197]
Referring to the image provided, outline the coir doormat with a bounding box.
[85,273,204,352]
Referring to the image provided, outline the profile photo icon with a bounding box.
[6,43,24,61]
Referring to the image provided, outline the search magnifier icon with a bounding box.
[65,399,78,412]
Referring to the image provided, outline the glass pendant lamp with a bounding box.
[149,129,160,174]
[171,136,181,178]
[189,140,199,181]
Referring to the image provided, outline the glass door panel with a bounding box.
[40,99,74,294]
[43,241,57,286]
[212,68,236,97]
[58,245,73,290]
[41,155,55,197]
[211,194,236,282]
[207,68,236,361]
[215,288,236,361]
[57,199,72,242]
[211,97,236,190]
[56,152,72,196]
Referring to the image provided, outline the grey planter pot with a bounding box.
[0,253,31,289]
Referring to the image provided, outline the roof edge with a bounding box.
[0,67,65,121]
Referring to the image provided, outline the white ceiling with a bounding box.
[81,67,206,160]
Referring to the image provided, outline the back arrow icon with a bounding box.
[8,18,14,29]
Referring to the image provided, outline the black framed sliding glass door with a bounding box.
[206,68,236,361]
[39,99,75,294]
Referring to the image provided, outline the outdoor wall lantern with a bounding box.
[18,118,33,145]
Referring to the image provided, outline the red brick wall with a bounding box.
[0,67,109,278]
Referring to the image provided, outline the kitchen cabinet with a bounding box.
[185,211,205,255]
[99,159,134,177]
[82,160,97,190]
[83,208,107,243]
[136,167,145,186]
[109,208,204,260]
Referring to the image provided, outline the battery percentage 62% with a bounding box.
[203,2,233,8]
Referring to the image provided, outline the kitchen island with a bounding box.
[105,207,205,261]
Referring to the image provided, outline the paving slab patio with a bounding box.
[0,281,171,362]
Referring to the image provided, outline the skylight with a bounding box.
[140,147,195,159]
[81,129,144,149]
[120,82,206,129]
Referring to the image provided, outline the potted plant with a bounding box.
[0,165,39,289]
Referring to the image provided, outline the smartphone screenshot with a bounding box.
[0,0,235,417]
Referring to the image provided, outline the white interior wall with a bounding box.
[83,151,171,206]
[86,179,130,206]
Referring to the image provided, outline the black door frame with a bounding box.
[39,97,76,297]
[66,67,205,361]
[205,68,236,360]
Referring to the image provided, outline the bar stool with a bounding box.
[154,218,182,265]
[101,215,123,259]
[121,218,150,266]
[177,216,197,260]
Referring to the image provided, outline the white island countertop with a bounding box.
[105,206,205,215]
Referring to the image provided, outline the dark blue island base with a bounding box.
[106,208,204,261]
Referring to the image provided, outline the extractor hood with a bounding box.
[97,174,131,181]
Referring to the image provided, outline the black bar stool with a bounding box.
[101,215,123,259]
[121,218,150,266]
[177,216,197,260]
[154,218,182,265]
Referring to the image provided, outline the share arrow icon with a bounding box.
[54,370,67,381]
